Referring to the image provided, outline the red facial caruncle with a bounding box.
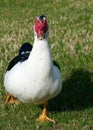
[35,15,48,39]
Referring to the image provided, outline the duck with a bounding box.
[4,15,62,123]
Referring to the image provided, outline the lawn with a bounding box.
[0,0,93,129]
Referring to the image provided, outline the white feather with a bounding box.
[4,30,62,105]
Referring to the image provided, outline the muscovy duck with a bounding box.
[4,15,62,123]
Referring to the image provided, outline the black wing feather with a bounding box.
[7,42,33,71]
[7,53,30,71]
[19,42,33,55]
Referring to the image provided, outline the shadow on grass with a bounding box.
[49,69,93,112]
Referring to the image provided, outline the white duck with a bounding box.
[4,15,62,123]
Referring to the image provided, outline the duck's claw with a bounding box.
[36,113,55,123]
[5,93,20,105]
[36,101,55,123]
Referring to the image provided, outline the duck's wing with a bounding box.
[7,53,30,71]
[19,42,33,55]
[7,42,33,71]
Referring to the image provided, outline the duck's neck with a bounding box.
[27,38,53,75]
[29,38,52,65]
[33,38,49,55]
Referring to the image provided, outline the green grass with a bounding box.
[0,0,93,129]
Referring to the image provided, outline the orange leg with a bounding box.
[36,101,55,123]
[5,93,20,105]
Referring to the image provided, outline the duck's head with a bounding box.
[34,15,49,40]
